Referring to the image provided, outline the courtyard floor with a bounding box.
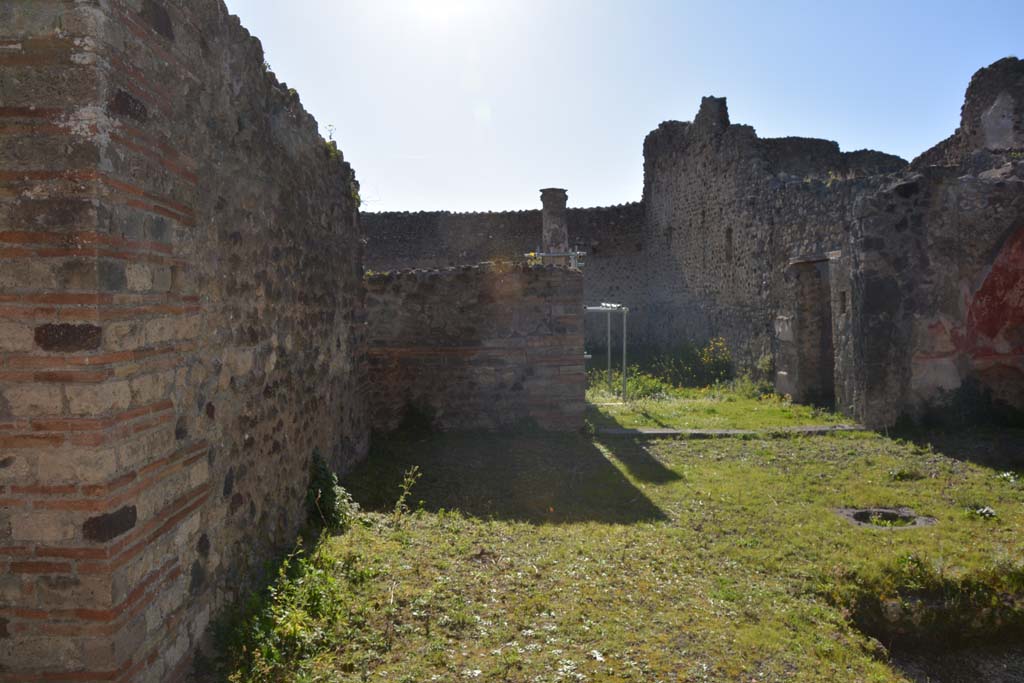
[218,410,1024,682]
[585,387,847,432]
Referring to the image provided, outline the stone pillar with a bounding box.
[540,188,569,266]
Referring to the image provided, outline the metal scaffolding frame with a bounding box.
[585,303,629,401]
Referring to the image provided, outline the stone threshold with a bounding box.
[596,424,865,438]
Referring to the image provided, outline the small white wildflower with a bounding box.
[974,505,997,518]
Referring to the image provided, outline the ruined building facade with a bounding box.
[0,0,1021,680]
[363,57,1024,428]
[1,2,587,680]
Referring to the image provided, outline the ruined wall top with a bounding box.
[360,202,644,271]
[913,56,1024,169]
[694,95,731,135]
[643,96,906,181]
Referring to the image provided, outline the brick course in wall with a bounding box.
[0,1,367,680]
[365,263,585,432]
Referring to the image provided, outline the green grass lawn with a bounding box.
[586,384,849,431]
[217,428,1024,682]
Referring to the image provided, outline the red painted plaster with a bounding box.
[965,226,1024,357]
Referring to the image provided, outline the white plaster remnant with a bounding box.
[981,92,1020,150]
[59,105,118,147]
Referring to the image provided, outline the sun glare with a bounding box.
[408,0,479,29]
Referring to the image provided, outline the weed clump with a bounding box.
[215,462,421,681]
[650,336,734,387]
[216,542,376,682]
[586,337,754,401]
[306,450,360,533]
[888,467,926,482]
[392,465,422,524]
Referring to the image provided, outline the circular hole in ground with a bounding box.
[853,509,916,527]
[837,507,936,529]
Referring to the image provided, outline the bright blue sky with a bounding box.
[222,1,1022,212]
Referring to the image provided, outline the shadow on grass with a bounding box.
[891,425,1024,471]
[590,404,676,430]
[342,432,669,524]
[583,405,684,484]
[892,644,1024,683]
[594,436,682,484]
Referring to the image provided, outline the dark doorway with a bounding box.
[791,260,836,407]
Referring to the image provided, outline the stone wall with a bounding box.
[361,57,1023,428]
[640,66,1024,426]
[848,57,1024,427]
[360,109,908,367]
[0,2,367,680]
[362,209,542,271]
[639,97,907,368]
[365,263,585,432]
[362,204,645,350]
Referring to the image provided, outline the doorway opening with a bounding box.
[790,259,836,407]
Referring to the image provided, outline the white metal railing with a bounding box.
[585,303,629,400]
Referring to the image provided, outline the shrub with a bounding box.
[724,374,775,400]
[647,337,734,388]
[649,342,704,387]
[588,337,736,398]
[306,451,360,533]
[586,366,677,400]
[754,352,774,382]
[218,543,364,682]
[699,337,733,384]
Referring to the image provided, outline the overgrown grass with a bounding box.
[587,376,847,430]
[585,337,735,401]
[218,429,1024,682]
[584,338,846,430]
